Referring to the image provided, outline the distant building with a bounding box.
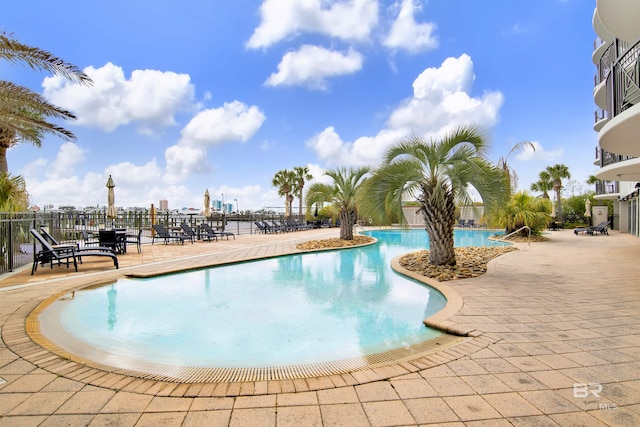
[159,199,169,210]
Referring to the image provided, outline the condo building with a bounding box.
[592,0,640,238]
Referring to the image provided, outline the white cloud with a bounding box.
[383,0,438,53]
[307,54,504,167]
[179,101,266,147]
[163,101,265,183]
[515,141,564,161]
[246,0,378,49]
[48,142,85,179]
[42,62,196,133]
[388,54,503,136]
[265,45,363,90]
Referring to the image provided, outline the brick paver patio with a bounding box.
[0,227,638,426]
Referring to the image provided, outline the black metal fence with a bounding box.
[0,210,317,274]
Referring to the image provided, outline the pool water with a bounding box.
[40,229,506,369]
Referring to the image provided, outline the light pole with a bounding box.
[221,193,225,231]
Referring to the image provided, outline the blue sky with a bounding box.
[1,0,597,212]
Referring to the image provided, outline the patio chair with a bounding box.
[201,222,235,240]
[457,219,467,227]
[465,219,475,228]
[180,223,207,243]
[125,228,143,253]
[81,230,100,247]
[30,229,118,275]
[152,224,191,245]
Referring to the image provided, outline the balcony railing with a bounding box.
[598,147,636,167]
[596,180,619,195]
[607,39,640,116]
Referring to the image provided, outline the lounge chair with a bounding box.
[465,219,475,228]
[201,222,235,240]
[254,221,268,234]
[40,226,115,254]
[30,229,118,275]
[152,224,191,245]
[292,220,313,231]
[573,221,609,236]
[457,219,467,228]
[81,230,100,247]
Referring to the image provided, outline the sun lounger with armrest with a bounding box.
[201,222,235,239]
[573,221,609,236]
[152,224,191,245]
[30,229,118,275]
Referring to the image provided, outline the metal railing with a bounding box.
[0,211,329,274]
[493,226,531,246]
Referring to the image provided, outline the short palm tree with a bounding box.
[361,126,507,266]
[292,166,312,221]
[305,166,370,240]
[0,172,29,211]
[272,169,296,217]
[546,164,571,222]
[530,170,553,199]
[493,191,551,236]
[0,32,93,174]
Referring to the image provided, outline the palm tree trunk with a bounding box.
[0,146,7,174]
[418,183,457,266]
[339,208,356,240]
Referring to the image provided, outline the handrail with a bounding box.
[493,226,531,246]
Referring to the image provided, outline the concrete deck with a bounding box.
[0,227,638,426]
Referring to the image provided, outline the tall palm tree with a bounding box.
[530,170,553,199]
[272,169,296,217]
[0,32,92,174]
[292,166,312,221]
[305,166,370,240]
[497,141,535,197]
[546,164,571,222]
[361,126,506,266]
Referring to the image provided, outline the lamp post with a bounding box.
[221,193,225,231]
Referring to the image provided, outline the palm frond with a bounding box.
[0,33,92,86]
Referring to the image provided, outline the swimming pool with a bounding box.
[37,228,506,379]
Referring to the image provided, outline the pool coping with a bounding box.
[2,229,500,396]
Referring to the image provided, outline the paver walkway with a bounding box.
[0,227,638,426]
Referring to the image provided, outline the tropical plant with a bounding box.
[272,169,296,217]
[0,32,92,174]
[360,126,507,266]
[305,166,370,240]
[292,166,312,222]
[493,191,551,236]
[0,172,29,211]
[545,164,571,222]
[497,141,535,197]
[530,170,553,199]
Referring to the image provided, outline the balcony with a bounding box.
[597,39,640,157]
[596,0,640,44]
[594,109,609,132]
[595,180,618,196]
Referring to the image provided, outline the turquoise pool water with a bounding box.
[40,229,506,369]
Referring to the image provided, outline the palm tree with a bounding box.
[546,164,571,222]
[272,169,296,217]
[305,166,370,240]
[497,141,535,197]
[530,170,553,199]
[0,32,92,174]
[361,126,507,266]
[292,166,312,222]
[493,191,551,236]
[0,172,29,211]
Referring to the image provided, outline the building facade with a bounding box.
[592,0,640,237]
